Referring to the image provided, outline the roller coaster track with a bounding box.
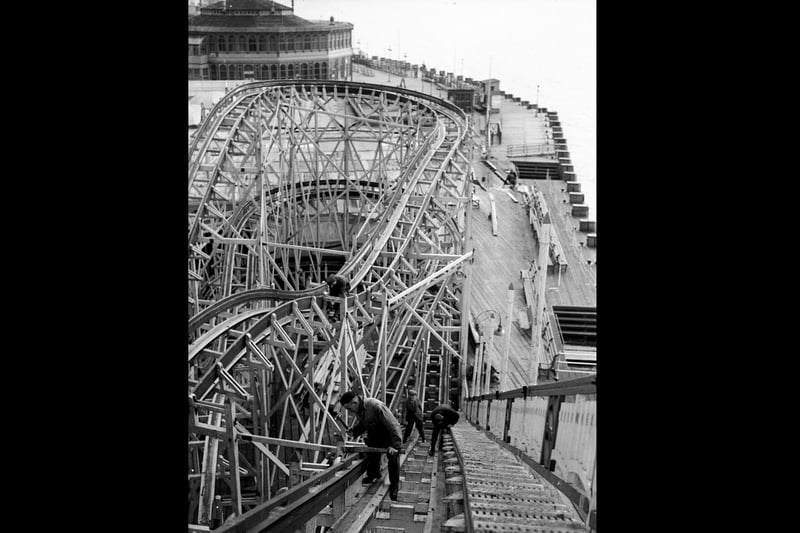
[187,80,474,529]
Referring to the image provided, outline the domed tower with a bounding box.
[188,0,353,81]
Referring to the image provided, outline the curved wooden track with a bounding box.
[187,80,474,528]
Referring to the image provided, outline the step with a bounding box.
[443,491,464,518]
[444,475,463,496]
[383,502,415,521]
[395,490,420,504]
[399,478,431,492]
[444,465,462,476]
[403,470,424,482]
[468,498,573,518]
[402,459,428,471]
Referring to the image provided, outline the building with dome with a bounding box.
[188,0,353,81]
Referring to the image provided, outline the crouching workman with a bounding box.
[429,403,460,456]
[340,390,402,501]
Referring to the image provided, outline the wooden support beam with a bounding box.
[270,340,346,435]
[265,315,297,351]
[234,423,290,477]
[245,334,274,371]
[388,250,473,306]
[216,363,251,400]
[197,395,223,525]
[400,301,461,361]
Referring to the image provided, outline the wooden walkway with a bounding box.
[476,94,597,310]
[536,180,597,308]
[467,94,596,388]
[468,151,539,389]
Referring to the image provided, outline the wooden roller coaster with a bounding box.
[187,80,475,530]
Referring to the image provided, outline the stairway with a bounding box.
[552,306,596,348]
[510,159,562,181]
[361,437,436,533]
[360,349,443,532]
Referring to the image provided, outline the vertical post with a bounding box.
[472,335,484,397]
[250,368,262,501]
[540,394,563,471]
[259,366,269,500]
[483,331,495,393]
[225,398,242,517]
[485,82,491,148]
[332,487,346,528]
[501,282,514,391]
[459,170,474,409]
[339,305,348,420]
[258,98,268,288]
[198,398,222,525]
[440,347,448,406]
[529,219,551,384]
[380,291,389,403]
[586,455,597,532]
[486,56,492,149]
[503,398,514,443]
[263,367,272,500]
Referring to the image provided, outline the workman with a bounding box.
[402,389,425,445]
[429,403,460,456]
[325,274,350,321]
[340,390,402,501]
[325,274,350,297]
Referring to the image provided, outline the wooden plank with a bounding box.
[504,189,519,203]
[225,400,243,517]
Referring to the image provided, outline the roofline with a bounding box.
[188,21,353,32]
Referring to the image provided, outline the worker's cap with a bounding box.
[339,390,357,405]
[408,389,417,396]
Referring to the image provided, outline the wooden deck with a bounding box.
[467,95,596,387]
[473,95,597,310]
[535,179,597,308]
[469,158,539,389]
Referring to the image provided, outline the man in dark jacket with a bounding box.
[326,274,350,297]
[429,403,460,456]
[325,274,350,321]
[402,389,425,444]
[340,390,402,501]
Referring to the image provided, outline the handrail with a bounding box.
[464,375,597,529]
[467,374,595,401]
[214,453,368,533]
[506,143,556,158]
[548,308,565,356]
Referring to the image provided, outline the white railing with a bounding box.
[506,143,556,158]
[464,376,596,528]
